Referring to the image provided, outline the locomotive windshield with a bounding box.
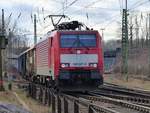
[60,34,96,48]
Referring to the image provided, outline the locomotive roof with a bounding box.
[46,30,98,36]
[37,30,99,44]
[57,30,98,33]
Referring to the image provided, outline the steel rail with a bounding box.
[104,82,150,95]
[89,91,150,105]
[79,94,150,113]
[99,85,150,98]
[28,83,121,113]
[63,94,120,113]
[27,82,150,113]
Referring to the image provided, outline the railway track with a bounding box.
[99,87,150,99]
[62,83,150,112]
[91,91,150,107]
[28,83,121,113]
[77,94,150,113]
[98,84,150,100]
[64,90,150,113]
[87,83,150,107]
[104,82,150,96]
[21,82,150,113]
[63,94,120,113]
[89,90,150,107]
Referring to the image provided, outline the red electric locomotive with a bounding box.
[19,19,103,89]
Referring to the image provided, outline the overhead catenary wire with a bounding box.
[52,0,80,15]
[39,0,79,30]
[65,0,120,25]
[90,0,150,35]
[30,0,150,41]
[5,13,12,29]
[129,0,147,9]
[35,0,122,38]
[89,7,122,28]
[84,0,104,8]
[12,13,21,32]
[65,0,105,15]
[67,0,149,22]
[129,0,150,11]
[40,0,120,29]
[66,0,79,8]
[37,8,45,28]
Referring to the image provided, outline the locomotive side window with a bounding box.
[60,34,96,48]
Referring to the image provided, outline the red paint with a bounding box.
[34,30,103,80]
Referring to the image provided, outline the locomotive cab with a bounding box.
[56,31,104,87]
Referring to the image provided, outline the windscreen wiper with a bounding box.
[69,36,89,52]
[68,37,79,52]
[78,38,89,50]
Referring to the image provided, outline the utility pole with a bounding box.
[129,16,133,49]
[129,25,133,48]
[0,39,3,91]
[100,28,105,39]
[149,13,150,45]
[135,16,139,48]
[145,14,148,47]
[140,13,144,48]
[148,13,150,78]
[0,9,5,91]
[121,0,129,81]
[100,28,105,54]
[34,14,37,45]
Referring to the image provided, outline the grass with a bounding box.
[0,81,51,113]
[14,88,51,113]
[0,81,21,106]
[0,91,21,106]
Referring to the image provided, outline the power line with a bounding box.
[129,0,150,10]
[65,0,121,23]
[66,0,79,8]
[37,8,44,28]
[84,7,120,11]
[5,13,12,29]
[42,0,119,30]
[71,0,104,13]
[90,13,121,28]
[84,0,104,8]
[91,1,148,33]
[53,0,80,15]
[52,0,63,4]
[39,0,80,31]
[12,13,21,32]
[129,0,145,8]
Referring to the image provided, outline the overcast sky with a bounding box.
[0,0,150,44]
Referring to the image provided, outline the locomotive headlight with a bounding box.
[61,64,66,68]
[46,77,50,81]
[61,63,69,68]
[93,63,97,67]
[37,76,40,79]
[89,63,97,67]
